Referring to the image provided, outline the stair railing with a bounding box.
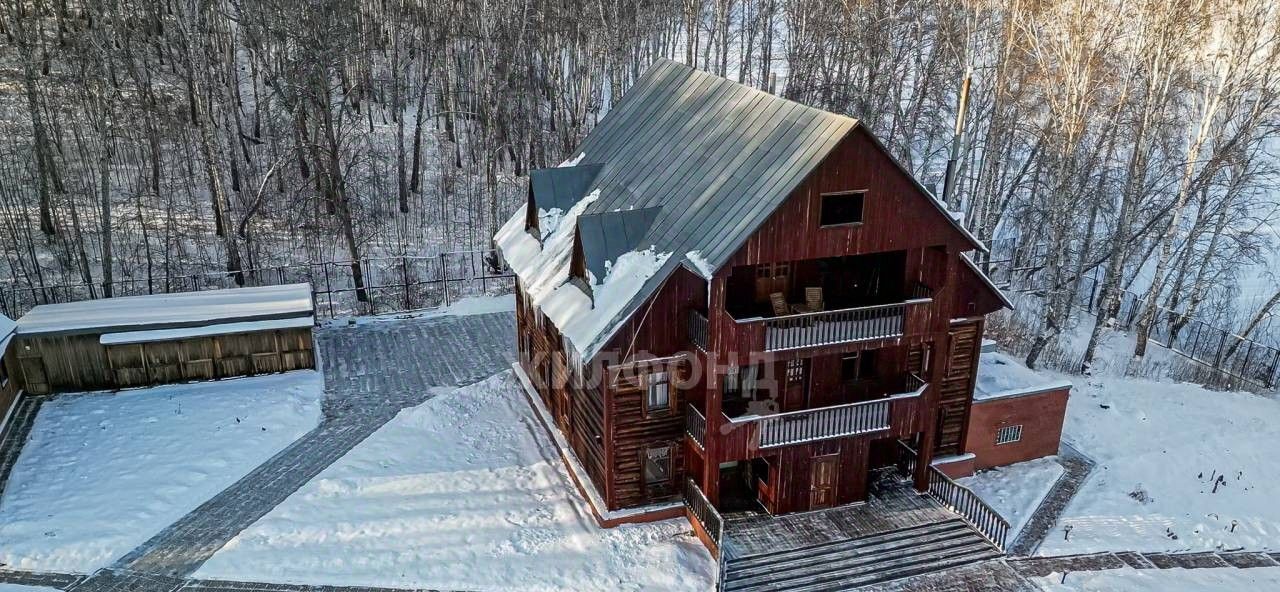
[897,441,1010,552]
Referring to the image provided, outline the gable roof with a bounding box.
[577,207,662,281]
[495,59,990,360]
[530,164,604,212]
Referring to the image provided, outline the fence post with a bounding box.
[1270,349,1280,389]
[402,256,412,311]
[440,253,451,306]
[1212,331,1229,366]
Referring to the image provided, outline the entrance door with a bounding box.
[809,453,839,510]
[18,355,49,395]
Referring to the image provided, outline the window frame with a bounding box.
[643,370,673,417]
[995,424,1024,445]
[642,444,674,495]
[819,190,868,228]
[839,351,876,382]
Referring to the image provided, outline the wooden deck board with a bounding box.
[722,474,953,559]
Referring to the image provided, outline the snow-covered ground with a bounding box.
[196,371,715,592]
[0,585,60,592]
[1037,376,1280,555]
[0,372,324,573]
[1031,567,1280,591]
[958,457,1064,542]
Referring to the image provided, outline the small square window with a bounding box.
[646,371,671,414]
[820,191,865,226]
[643,445,672,488]
[996,424,1023,445]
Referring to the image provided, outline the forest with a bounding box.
[1,0,1278,377]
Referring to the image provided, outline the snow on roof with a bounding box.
[974,351,1073,401]
[495,188,671,359]
[16,283,314,337]
[0,313,14,354]
[100,316,314,346]
[0,313,14,339]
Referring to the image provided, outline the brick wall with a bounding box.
[964,388,1069,470]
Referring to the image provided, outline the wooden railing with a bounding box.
[910,282,934,300]
[749,398,890,449]
[686,406,707,449]
[741,298,934,352]
[722,378,928,452]
[688,309,710,352]
[899,441,1010,552]
[685,478,724,548]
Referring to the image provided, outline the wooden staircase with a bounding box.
[721,518,1002,591]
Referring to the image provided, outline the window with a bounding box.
[840,351,876,381]
[785,358,806,383]
[643,445,673,491]
[996,424,1023,445]
[645,371,671,415]
[723,364,761,399]
[820,191,866,226]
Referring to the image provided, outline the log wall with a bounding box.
[11,327,315,395]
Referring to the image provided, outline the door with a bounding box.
[784,358,809,408]
[18,355,49,395]
[809,453,840,510]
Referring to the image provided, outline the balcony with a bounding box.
[688,374,927,460]
[729,297,933,354]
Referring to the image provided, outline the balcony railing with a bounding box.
[711,375,927,456]
[728,298,932,353]
[688,309,710,352]
[686,405,707,449]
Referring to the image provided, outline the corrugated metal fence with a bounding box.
[0,250,515,321]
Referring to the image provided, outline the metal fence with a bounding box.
[0,250,515,321]
[982,240,1280,390]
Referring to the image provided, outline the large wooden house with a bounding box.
[497,60,1015,549]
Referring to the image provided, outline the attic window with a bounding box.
[820,191,865,227]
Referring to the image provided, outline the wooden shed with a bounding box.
[0,313,18,433]
[11,284,316,395]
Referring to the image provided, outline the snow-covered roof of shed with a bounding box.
[0,313,14,339]
[16,283,314,337]
[974,351,1073,401]
[496,59,987,359]
[0,312,15,353]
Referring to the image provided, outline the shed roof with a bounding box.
[16,283,314,337]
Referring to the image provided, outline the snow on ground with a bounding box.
[959,457,1064,541]
[0,585,61,592]
[1037,376,1280,555]
[0,371,324,573]
[1031,567,1280,591]
[196,371,716,592]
